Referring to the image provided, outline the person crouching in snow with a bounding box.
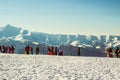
[105,48,113,58]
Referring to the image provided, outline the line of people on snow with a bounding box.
[24,45,81,56]
[48,46,81,56]
[105,47,120,58]
[0,45,14,53]
[0,45,81,56]
[24,45,64,56]
[24,45,40,55]
[48,46,63,56]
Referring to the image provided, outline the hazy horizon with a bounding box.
[0,0,120,35]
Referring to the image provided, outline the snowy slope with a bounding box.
[0,53,120,80]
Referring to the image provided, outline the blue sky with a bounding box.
[0,0,120,35]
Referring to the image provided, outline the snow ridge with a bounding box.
[0,24,120,48]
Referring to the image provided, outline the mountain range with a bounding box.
[0,24,120,56]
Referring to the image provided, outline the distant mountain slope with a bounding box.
[0,24,120,48]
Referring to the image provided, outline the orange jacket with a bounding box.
[48,51,53,55]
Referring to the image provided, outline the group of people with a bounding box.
[24,45,40,55]
[48,46,64,56]
[0,45,14,53]
[0,45,81,56]
[105,47,120,58]
[47,46,81,56]
[24,45,81,56]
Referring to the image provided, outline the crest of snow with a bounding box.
[15,29,24,40]
[97,35,101,41]
[96,46,101,49]
[0,37,10,45]
[75,34,79,39]
[113,42,120,47]
[114,37,118,42]
[26,31,31,36]
[70,41,79,46]
[106,43,112,48]
[32,42,39,45]
[82,43,93,47]
[78,44,85,48]
[46,36,49,42]
[106,35,110,42]
[86,35,91,40]
[66,36,70,44]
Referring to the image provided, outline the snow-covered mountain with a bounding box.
[0,24,120,48]
[0,24,120,56]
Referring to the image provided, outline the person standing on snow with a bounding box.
[31,47,33,55]
[2,45,6,53]
[48,46,54,55]
[77,47,81,56]
[0,45,1,52]
[11,46,15,53]
[25,45,30,55]
[36,46,40,55]
[55,47,58,55]
[105,47,113,58]
[115,47,120,58]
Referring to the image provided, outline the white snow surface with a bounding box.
[0,53,120,80]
